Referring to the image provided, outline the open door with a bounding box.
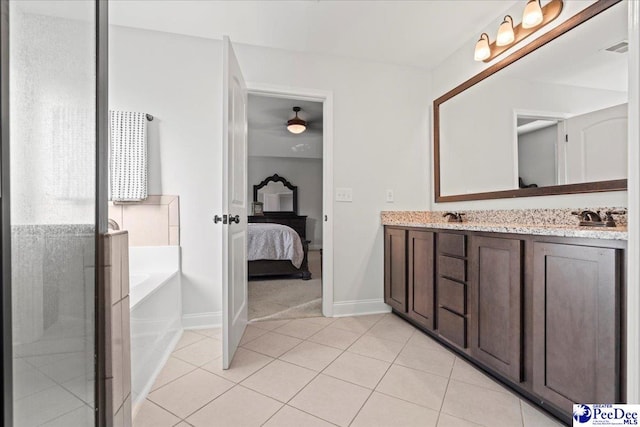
[221,36,248,369]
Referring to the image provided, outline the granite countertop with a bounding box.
[381,210,628,241]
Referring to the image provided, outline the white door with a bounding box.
[222,36,248,369]
[565,103,628,183]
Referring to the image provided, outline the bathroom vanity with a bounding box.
[382,212,626,424]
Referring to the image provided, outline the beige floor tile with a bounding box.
[241,332,302,357]
[132,399,181,427]
[450,357,510,394]
[201,348,273,383]
[263,405,334,427]
[192,327,222,340]
[407,331,451,353]
[151,357,198,391]
[441,380,523,427]
[172,338,222,367]
[351,391,439,427]
[395,343,455,377]
[521,401,564,427]
[14,385,84,426]
[437,413,483,427]
[174,423,193,427]
[303,316,337,327]
[239,325,271,346]
[279,341,343,371]
[323,351,390,389]
[174,331,207,351]
[289,374,371,427]
[347,335,405,363]
[365,316,415,343]
[242,359,316,402]
[148,369,234,418]
[41,405,95,427]
[186,385,282,427]
[274,318,327,339]
[307,326,362,350]
[250,319,292,331]
[331,314,384,333]
[376,365,448,410]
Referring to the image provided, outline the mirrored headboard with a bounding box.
[253,174,298,214]
[434,0,627,202]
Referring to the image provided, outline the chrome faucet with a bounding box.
[443,212,465,223]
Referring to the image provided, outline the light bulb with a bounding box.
[474,33,491,61]
[496,15,515,46]
[287,124,306,134]
[522,0,543,29]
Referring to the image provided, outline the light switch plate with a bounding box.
[386,190,394,203]
[335,187,353,202]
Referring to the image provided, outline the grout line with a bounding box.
[145,397,186,422]
[347,321,417,426]
[147,357,200,394]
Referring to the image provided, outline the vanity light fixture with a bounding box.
[286,106,307,134]
[522,0,544,28]
[474,33,491,61]
[496,15,515,46]
[473,0,563,63]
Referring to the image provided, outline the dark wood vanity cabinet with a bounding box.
[384,225,625,423]
[384,227,408,312]
[469,236,523,383]
[532,242,622,412]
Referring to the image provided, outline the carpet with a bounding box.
[249,250,323,321]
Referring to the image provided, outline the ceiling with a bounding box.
[104,0,518,71]
[248,95,323,159]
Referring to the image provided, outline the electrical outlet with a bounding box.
[386,190,394,203]
[335,187,353,202]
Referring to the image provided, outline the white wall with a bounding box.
[110,25,431,316]
[431,0,628,210]
[248,157,323,248]
[110,25,223,320]
[518,125,558,188]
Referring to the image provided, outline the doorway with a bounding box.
[247,84,334,320]
[246,95,324,321]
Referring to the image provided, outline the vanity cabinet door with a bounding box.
[469,236,523,382]
[532,242,621,412]
[408,230,435,330]
[384,227,408,313]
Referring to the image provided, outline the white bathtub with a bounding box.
[129,246,182,415]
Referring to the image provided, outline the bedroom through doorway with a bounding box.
[246,94,324,321]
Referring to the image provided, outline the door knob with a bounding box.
[214,215,228,224]
[229,215,240,224]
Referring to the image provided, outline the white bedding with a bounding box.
[247,223,304,268]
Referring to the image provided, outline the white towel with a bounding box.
[110,111,148,201]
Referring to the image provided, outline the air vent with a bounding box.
[605,41,628,54]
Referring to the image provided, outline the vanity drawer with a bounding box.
[438,233,466,257]
[438,277,465,315]
[438,255,466,282]
[438,307,466,348]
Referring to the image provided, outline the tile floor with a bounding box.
[135,313,566,427]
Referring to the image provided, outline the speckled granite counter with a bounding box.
[381,209,628,240]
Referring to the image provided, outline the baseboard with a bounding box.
[309,244,323,251]
[182,311,222,329]
[332,298,391,317]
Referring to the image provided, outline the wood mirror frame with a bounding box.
[253,173,298,214]
[433,0,626,203]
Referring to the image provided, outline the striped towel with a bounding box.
[110,111,148,201]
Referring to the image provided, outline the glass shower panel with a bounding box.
[9,1,96,425]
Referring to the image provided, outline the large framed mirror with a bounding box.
[253,174,298,214]
[434,0,627,202]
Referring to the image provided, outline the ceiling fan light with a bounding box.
[496,15,515,46]
[474,33,491,61]
[287,107,307,134]
[522,0,543,29]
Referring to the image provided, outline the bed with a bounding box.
[247,174,311,280]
